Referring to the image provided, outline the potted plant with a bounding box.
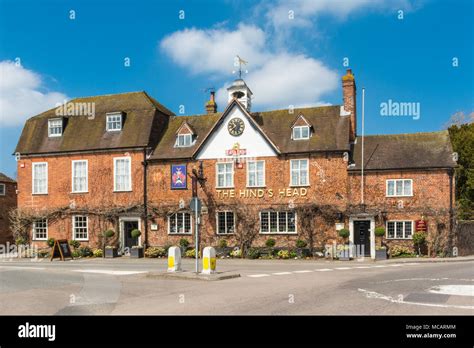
[338,228,350,260]
[179,238,190,255]
[216,239,232,257]
[295,239,310,258]
[103,230,118,258]
[130,229,143,258]
[374,227,387,260]
[412,231,426,256]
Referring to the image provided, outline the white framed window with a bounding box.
[0,183,5,196]
[32,219,48,240]
[216,162,234,188]
[293,126,310,140]
[217,211,235,234]
[106,113,122,131]
[72,160,88,193]
[114,157,131,191]
[32,162,48,194]
[73,215,88,240]
[168,212,192,234]
[260,211,296,234]
[386,179,413,197]
[175,134,193,147]
[386,221,413,239]
[48,118,63,137]
[247,160,265,187]
[290,159,309,186]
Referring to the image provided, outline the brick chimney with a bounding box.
[342,69,356,142]
[205,91,217,114]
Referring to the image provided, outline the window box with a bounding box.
[105,247,118,258]
[130,246,144,258]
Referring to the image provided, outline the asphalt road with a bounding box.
[0,257,472,315]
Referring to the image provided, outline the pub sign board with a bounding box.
[50,239,73,261]
[171,164,187,190]
[415,220,428,233]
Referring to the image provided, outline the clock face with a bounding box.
[228,118,245,136]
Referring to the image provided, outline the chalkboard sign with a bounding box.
[50,239,73,261]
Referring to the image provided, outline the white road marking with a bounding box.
[272,272,292,275]
[248,274,270,278]
[73,270,147,276]
[389,264,403,267]
[428,285,474,297]
[373,265,387,268]
[358,288,474,310]
[0,266,45,270]
[335,267,352,270]
[315,269,333,272]
[355,266,371,269]
[293,270,313,273]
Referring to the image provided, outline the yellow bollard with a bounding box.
[167,246,181,272]
[201,247,216,274]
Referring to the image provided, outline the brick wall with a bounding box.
[0,181,17,244]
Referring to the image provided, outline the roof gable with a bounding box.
[291,114,312,128]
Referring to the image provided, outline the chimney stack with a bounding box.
[342,69,356,142]
[205,91,217,114]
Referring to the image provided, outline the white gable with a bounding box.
[196,104,277,160]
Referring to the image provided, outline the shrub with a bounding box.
[338,228,350,239]
[72,250,81,258]
[69,240,81,249]
[179,238,190,248]
[131,229,141,239]
[78,246,92,257]
[277,250,290,259]
[185,248,197,258]
[413,232,426,255]
[145,247,166,258]
[289,250,298,259]
[246,247,260,259]
[104,229,115,238]
[374,227,385,237]
[389,245,413,257]
[296,239,307,248]
[93,249,103,257]
[265,238,276,248]
[231,248,242,258]
[37,249,50,258]
[47,238,55,247]
[164,244,172,252]
[218,239,228,248]
[15,237,26,245]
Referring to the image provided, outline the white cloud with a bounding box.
[216,54,338,109]
[160,26,339,110]
[0,61,68,127]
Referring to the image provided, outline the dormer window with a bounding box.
[48,118,63,137]
[175,121,195,148]
[291,114,312,140]
[176,134,192,147]
[293,126,310,140]
[106,112,123,131]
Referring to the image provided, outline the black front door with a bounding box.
[123,220,139,250]
[353,220,371,256]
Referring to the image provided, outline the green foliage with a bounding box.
[92,248,103,257]
[338,228,350,239]
[145,247,166,258]
[265,238,276,247]
[69,240,81,249]
[37,249,50,258]
[15,237,26,245]
[131,229,141,239]
[374,227,385,237]
[78,246,92,257]
[246,247,260,259]
[289,250,298,259]
[230,249,242,258]
[218,239,228,248]
[46,238,55,247]
[389,245,414,257]
[412,232,426,246]
[296,239,307,248]
[448,122,474,219]
[104,229,115,238]
[277,250,290,259]
[72,250,81,258]
[185,248,200,258]
[179,238,190,248]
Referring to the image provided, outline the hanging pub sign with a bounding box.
[415,220,428,233]
[226,142,246,169]
[171,164,187,189]
[50,239,73,261]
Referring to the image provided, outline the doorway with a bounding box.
[120,218,140,253]
[353,220,371,256]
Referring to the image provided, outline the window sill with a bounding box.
[168,233,192,235]
[386,195,413,198]
[259,232,298,235]
[216,233,235,236]
[113,190,132,193]
[32,193,48,195]
[74,239,89,242]
[289,185,310,188]
[216,187,234,189]
[246,186,266,189]
[33,239,47,241]
[71,191,88,194]
[386,238,413,240]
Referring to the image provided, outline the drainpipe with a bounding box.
[142,148,149,249]
[448,168,454,254]
[361,88,366,206]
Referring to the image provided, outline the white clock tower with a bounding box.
[227,78,253,112]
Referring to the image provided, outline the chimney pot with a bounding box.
[205,90,217,114]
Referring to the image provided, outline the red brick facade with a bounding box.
[0,177,17,244]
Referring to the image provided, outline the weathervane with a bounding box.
[232,55,248,79]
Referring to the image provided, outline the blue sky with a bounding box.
[0,0,472,178]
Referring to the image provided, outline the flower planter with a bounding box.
[131,247,144,258]
[296,248,311,258]
[105,247,118,258]
[375,249,387,260]
[215,247,233,257]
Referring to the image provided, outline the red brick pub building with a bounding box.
[14,70,457,259]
